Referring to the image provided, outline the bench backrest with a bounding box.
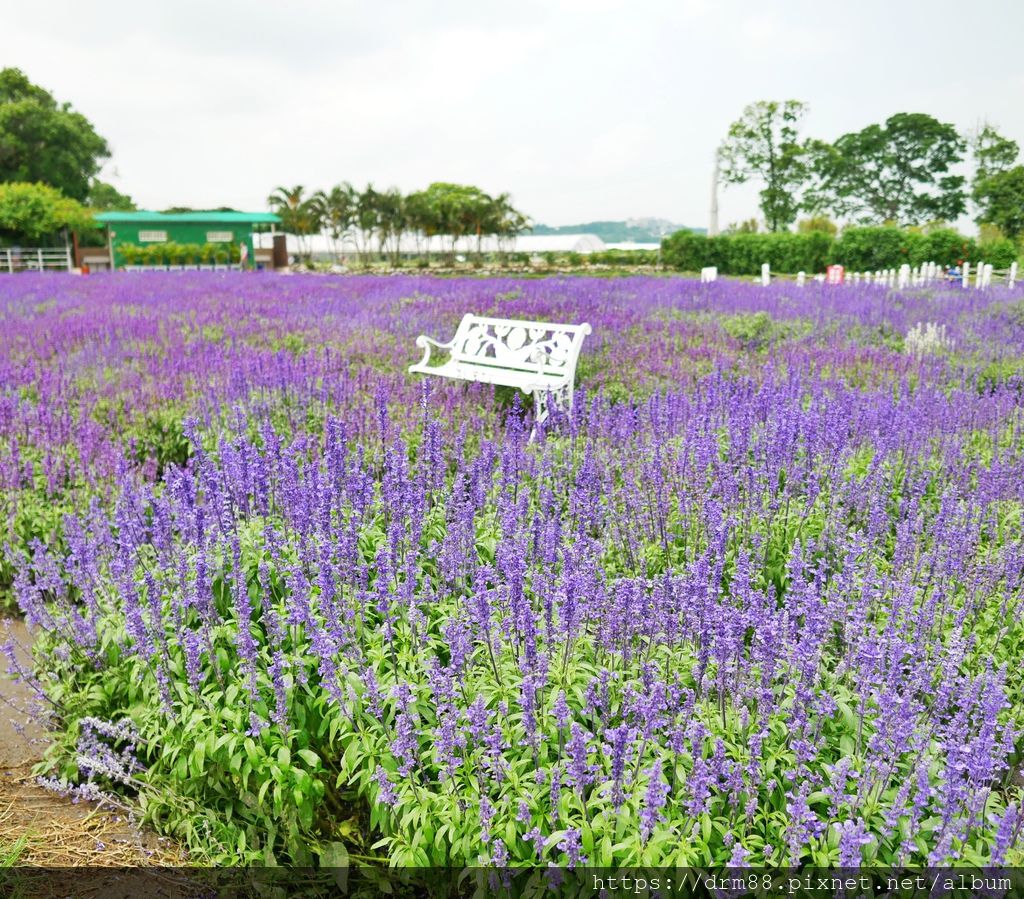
[449,314,592,380]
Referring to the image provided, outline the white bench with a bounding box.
[409,313,592,424]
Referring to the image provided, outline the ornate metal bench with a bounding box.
[409,313,592,424]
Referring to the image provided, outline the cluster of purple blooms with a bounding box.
[2,272,1024,866]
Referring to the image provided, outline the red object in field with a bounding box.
[82,264,90,275]
[826,264,845,284]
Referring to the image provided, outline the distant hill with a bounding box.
[531,218,703,242]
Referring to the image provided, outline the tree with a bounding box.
[488,192,530,256]
[0,68,110,202]
[267,185,320,260]
[88,180,135,211]
[413,183,498,260]
[353,184,382,265]
[973,166,1024,240]
[969,123,1019,184]
[724,218,759,234]
[314,183,356,262]
[374,187,406,265]
[0,181,94,243]
[796,215,836,235]
[967,122,1022,238]
[405,189,437,261]
[807,113,966,226]
[718,100,809,232]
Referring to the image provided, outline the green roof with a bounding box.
[94,210,281,224]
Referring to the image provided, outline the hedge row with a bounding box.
[661,227,1019,275]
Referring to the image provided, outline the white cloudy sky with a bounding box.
[7,0,1024,229]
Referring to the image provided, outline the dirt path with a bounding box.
[0,618,185,867]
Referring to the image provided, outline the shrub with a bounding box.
[588,249,659,267]
[979,238,1018,269]
[921,228,978,268]
[141,244,167,266]
[659,225,988,275]
[118,244,140,266]
[831,227,921,271]
[662,231,832,275]
[661,230,708,271]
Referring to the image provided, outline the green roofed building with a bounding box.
[94,210,282,270]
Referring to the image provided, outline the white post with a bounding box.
[975,261,984,289]
[888,269,895,287]
[709,152,720,237]
[865,271,873,285]
[4,249,10,274]
[797,271,805,287]
[962,262,970,288]
[984,263,993,288]
[1010,261,1018,288]
[37,248,43,270]
[761,263,770,286]
[898,264,910,288]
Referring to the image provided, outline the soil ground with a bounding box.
[0,618,186,869]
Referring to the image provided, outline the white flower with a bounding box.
[904,321,954,359]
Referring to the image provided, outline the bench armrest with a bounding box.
[414,334,455,368]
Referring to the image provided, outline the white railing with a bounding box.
[766,260,1020,290]
[1,247,73,273]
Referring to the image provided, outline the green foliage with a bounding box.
[33,438,1024,867]
[977,358,1024,394]
[720,311,808,349]
[797,215,837,235]
[807,113,967,225]
[127,406,191,476]
[0,68,110,202]
[974,166,1024,240]
[118,242,235,268]
[0,182,94,244]
[271,181,529,267]
[87,180,135,211]
[0,488,71,608]
[919,228,977,268]
[718,100,810,232]
[724,218,759,234]
[660,230,708,271]
[661,230,831,274]
[831,227,924,271]
[970,123,1019,185]
[663,224,989,274]
[979,237,1019,269]
[586,248,659,266]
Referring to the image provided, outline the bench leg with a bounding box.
[531,384,573,439]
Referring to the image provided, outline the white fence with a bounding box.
[743,261,1019,290]
[1,247,73,273]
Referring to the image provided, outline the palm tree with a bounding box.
[376,188,406,266]
[267,185,320,262]
[405,190,433,263]
[491,192,530,257]
[354,184,382,267]
[314,183,356,263]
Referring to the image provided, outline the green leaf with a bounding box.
[296,749,320,768]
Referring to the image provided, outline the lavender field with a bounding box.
[2,272,1024,867]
